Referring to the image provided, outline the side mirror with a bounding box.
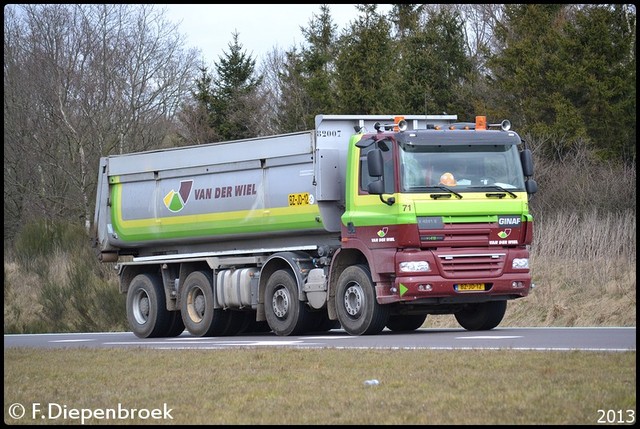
[365,148,395,206]
[520,148,534,177]
[367,149,384,177]
[367,180,384,195]
[525,179,538,195]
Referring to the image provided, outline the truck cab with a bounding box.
[328,116,537,334]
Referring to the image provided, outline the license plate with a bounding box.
[457,283,485,291]
[288,192,310,206]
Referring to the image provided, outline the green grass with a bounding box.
[3,348,636,425]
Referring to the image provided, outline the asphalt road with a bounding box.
[3,327,635,351]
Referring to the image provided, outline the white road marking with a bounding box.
[456,336,522,340]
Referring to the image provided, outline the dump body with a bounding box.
[94,131,338,258]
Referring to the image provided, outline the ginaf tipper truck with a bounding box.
[93,114,537,338]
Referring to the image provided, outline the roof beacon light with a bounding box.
[475,116,487,131]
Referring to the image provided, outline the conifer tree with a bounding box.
[276,4,339,132]
[393,5,472,116]
[190,31,264,141]
[334,4,399,114]
[489,4,635,162]
[211,31,264,140]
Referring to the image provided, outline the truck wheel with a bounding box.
[238,312,271,334]
[264,269,310,336]
[386,314,427,332]
[335,265,389,336]
[455,301,507,331]
[180,270,236,336]
[166,311,185,337]
[126,273,172,338]
[221,310,246,336]
[306,311,340,333]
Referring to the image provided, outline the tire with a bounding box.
[221,310,246,336]
[126,273,172,338]
[455,301,507,331]
[165,311,185,337]
[306,311,341,333]
[238,312,272,334]
[264,269,310,336]
[386,314,427,332]
[335,264,389,336]
[180,270,239,336]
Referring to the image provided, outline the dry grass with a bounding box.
[3,348,636,425]
[3,262,46,333]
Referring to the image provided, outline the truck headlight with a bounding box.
[512,258,529,269]
[399,261,431,272]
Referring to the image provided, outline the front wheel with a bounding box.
[386,314,427,332]
[455,301,507,331]
[335,265,389,336]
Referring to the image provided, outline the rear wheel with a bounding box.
[455,301,507,331]
[181,270,240,336]
[238,312,271,334]
[127,273,172,338]
[264,269,310,336]
[165,311,185,337]
[386,314,427,332]
[221,310,246,336]
[306,311,340,333]
[335,265,389,336]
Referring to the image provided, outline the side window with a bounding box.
[359,149,373,191]
[359,146,395,194]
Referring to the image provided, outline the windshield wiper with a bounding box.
[470,185,517,199]
[427,185,463,199]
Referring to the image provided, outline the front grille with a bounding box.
[436,252,506,278]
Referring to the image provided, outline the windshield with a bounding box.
[399,144,526,191]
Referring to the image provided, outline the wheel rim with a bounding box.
[132,289,150,325]
[343,283,364,318]
[271,286,290,318]
[187,287,206,323]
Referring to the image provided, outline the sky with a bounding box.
[162,4,391,66]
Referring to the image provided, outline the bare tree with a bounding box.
[255,46,287,135]
[4,4,200,238]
